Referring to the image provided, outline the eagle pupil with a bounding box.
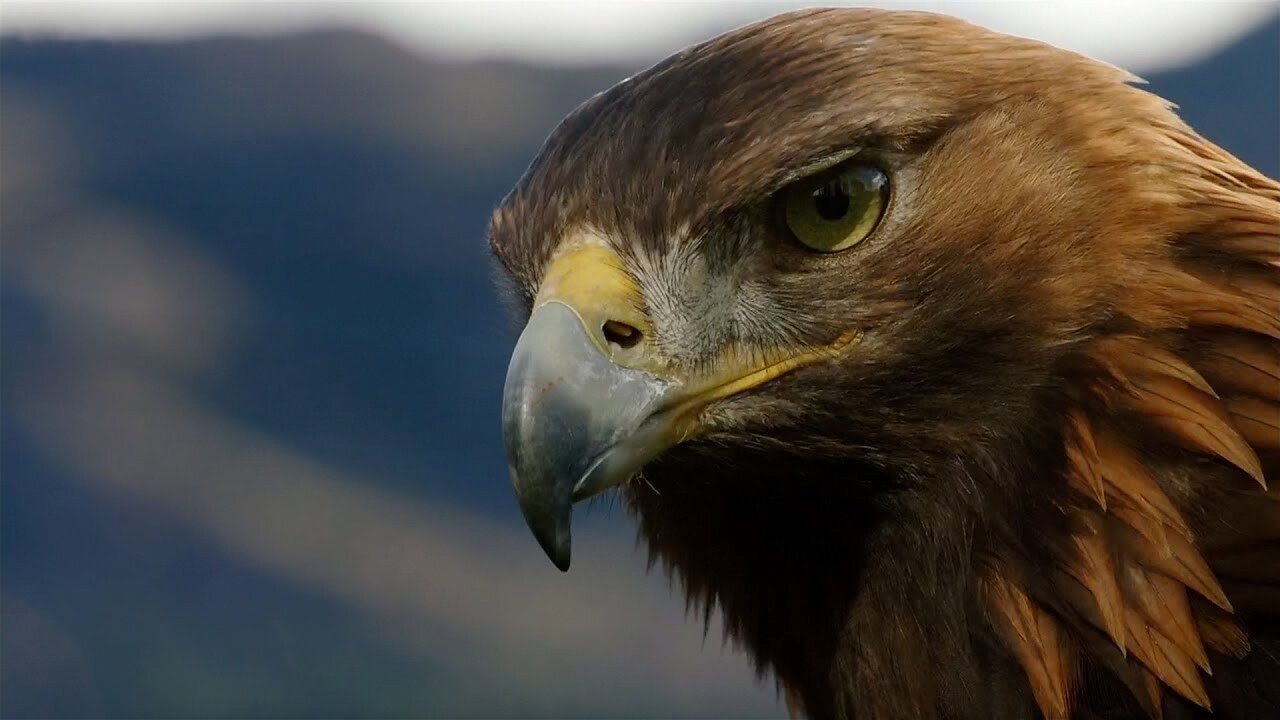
[812,183,851,221]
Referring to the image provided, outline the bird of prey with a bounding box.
[491,9,1279,720]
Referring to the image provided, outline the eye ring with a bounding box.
[776,162,890,253]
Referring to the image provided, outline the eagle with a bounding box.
[489,9,1280,720]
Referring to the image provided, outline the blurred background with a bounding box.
[1,1,1277,717]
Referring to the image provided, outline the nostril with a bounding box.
[602,320,642,349]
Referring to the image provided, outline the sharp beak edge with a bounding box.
[501,301,674,571]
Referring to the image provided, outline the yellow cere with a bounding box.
[535,240,651,335]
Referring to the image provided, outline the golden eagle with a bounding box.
[491,9,1279,719]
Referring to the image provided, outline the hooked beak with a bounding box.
[502,300,677,570]
[502,239,858,570]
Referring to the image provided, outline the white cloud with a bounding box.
[2,1,1276,73]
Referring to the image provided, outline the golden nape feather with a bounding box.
[985,118,1280,717]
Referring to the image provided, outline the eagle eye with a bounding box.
[779,163,889,252]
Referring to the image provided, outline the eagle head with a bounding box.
[490,9,1279,719]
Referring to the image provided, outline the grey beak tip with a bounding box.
[550,550,571,573]
[534,531,571,572]
[518,499,572,571]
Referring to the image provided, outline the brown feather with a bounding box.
[1096,336,1219,397]
[1121,605,1211,710]
[982,573,1077,720]
[1224,396,1280,451]
[1053,568,1126,655]
[1117,520,1234,612]
[1065,521,1127,651]
[1194,335,1280,400]
[1119,565,1211,673]
[1149,627,1213,709]
[1079,623,1168,720]
[1109,499,1175,558]
[1065,410,1108,509]
[1150,268,1280,340]
[1194,601,1252,659]
[1119,372,1267,488]
[1222,234,1280,264]
[1093,430,1192,535]
[1131,661,1167,720]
